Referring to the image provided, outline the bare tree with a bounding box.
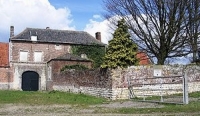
[103,0,191,64]
[185,0,200,62]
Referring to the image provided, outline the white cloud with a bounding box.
[0,0,74,42]
[93,15,102,19]
[84,16,113,44]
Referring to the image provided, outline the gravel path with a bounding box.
[92,100,164,108]
[0,100,199,116]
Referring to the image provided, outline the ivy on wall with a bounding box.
[60,64,89,72]
[71,44,105,68]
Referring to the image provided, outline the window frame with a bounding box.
[19,51,28,62]
[34,51,43,62]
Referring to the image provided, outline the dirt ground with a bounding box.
[0,100,200,116]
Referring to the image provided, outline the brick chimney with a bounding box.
[95,32,101,42]
[10,26,14,37]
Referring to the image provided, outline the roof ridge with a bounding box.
[26,27,86,33]
[10,27,105,46]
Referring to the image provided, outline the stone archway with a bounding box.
[21,71,39,91]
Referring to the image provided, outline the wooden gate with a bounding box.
[22,71,39,91]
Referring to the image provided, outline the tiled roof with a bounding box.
[10,28,104,46]
[0,42,9,67]
[137,51,152,65]
[49,53,91,62]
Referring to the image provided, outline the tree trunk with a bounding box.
[157,58,165,65]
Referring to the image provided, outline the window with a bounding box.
[20,51,28,62]
[31,36,37,41]
[34,52,42,62]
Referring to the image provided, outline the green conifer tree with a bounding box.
[101,19,138,68]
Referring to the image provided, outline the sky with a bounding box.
[0,0,112,44]
[0,0,190,64]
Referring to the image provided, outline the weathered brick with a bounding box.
[11,42,70,62]
[0,42,9,67]
[0,67,13,83]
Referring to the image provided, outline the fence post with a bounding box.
[183,70,189,104]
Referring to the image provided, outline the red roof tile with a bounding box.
[136,51,151,65]
[0,42,9,67]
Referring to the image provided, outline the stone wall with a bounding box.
[2,64,200,100]
[11,62,47,90]
[0,67,13,89]
[49,65,200,100]
[110,65,200,99]
[110,81,200,100]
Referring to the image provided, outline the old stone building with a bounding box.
[0,26,151,93]
[8,26,104,91]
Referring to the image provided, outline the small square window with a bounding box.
[20,51,28,62]
[31,36,37,41]
[34,52,43,62]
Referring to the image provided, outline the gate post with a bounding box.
[183,70,189,104]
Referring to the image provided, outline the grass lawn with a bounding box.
[0,90,199,114]
[107,91,200,114]
[0,90,106,105]
[107,101,200,114]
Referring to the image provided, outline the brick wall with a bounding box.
[49,65,200,100]
[10,41,71,91]
[0,42,9,67]
[0,68,13,82]
[10,41,70,62]
[47,69,113,98]
[0,67,13,89]
[10,41,95,91]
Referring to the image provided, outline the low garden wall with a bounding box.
[47,65,200,100]
[47,69,113,99]
[110,65,200,99]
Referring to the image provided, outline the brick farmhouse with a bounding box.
[0,26,151,91]
[0,26,104,90]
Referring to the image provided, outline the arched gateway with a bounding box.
[21,71,39,91]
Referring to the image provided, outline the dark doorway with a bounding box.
[22,71,39,91]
